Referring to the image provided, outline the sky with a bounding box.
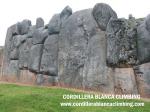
[0,0,150,46]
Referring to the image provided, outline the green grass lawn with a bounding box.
[0,83,149,112]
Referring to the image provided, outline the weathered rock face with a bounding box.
[58,9,114,93]
[0,47,3,76]
[28,44,43,73]
[106,18,137,67]
[32,28,48,45]
[40,35,58,76]
[19,38,32,69]
[137,15,150,64]
[48,14,61,34]
[1,3,150,97]
[17,20,31,35]
[36,17,44,28]
[92,3,117,31]
[3,20,31,76]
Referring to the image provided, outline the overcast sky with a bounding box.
[0,0,150,46]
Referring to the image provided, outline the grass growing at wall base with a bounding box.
[0,83,149,112]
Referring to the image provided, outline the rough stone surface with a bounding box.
[58,9,113,92]
[92,3,117,31]
[1,4,150,98]
[19,38,32,69]
[28,26,36,38]
[48,14,61,34]
[28,44,43,73]
[48,6,72,34]
[18,19,31,35]
[36,17,44,28]
[32,28,48,45]
[3,25,18,75]
[0,47,3,76]
[137,15,150,64]
[106,18,137,67]
[10,48,19,60]
[12,35,27,47]
[40,35,58,76]
[60,6,72,22]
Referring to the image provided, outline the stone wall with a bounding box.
[0,47,3,77]
[0,3,150,98]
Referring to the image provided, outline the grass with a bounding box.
[0,83,149,112]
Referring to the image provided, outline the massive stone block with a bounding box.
[48,6,72,34]
[10,48,19,60]
[12,35,27,47]
[18,38,32,69]
[28,44,43,73]
[3,20,32,74]
[92,3,117,31]
[58,9,91,87]
[36,17,44,28]
[32,28,48,45]
[82,29,114,93]
[18,19,31,35]
[58,9,113,92]
[106,18,137,67]
[28,26,36,38]
[8,20,31,36]
[48,14,61,34]
[60,6,72,22]
[40,35,58,76]
[0,47,3,76]
[9,35,27,60]
[137,15,150,64]
[3,25,19,75]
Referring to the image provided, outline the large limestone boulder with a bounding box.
[19,38,32,69]
[17,19,31,35]
[32,28,48,45]
[60,6,72,22]
[3,25,20,75]
[48,14,61,34]
[92,3,117,31]
[0,47,3,76]
[58,9,93,87]
[137,15,150,64]
[40,35,58,76]
[10,35,27,60]
[36,17,44,28]
[58,9,113,92]
[106,18,137,67]
[48,6,72,34]
[28,44,43,73]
